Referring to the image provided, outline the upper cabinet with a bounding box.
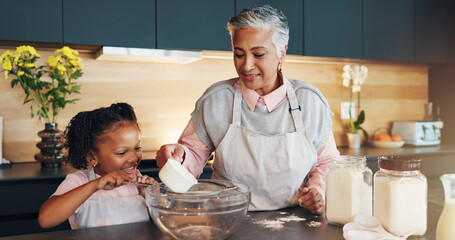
[156,0,233,51]
[415,0,449,63]
[1,0,454,64]
[0,0,62,43]
[363,0,414,62]
[236,0,303,55]
[304,0,362,59]
[63,0,156,48]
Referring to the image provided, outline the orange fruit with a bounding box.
[375,133,392,142]
[391,134,403,141]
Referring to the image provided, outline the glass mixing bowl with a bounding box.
[145,179,251,240]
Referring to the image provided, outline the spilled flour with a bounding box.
[252,214,306,231]
[306,221,322,228]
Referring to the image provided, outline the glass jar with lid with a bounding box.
[325,155,372,225]
[374,156,427,237]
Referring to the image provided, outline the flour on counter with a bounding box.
[252,214,306,231]
[306,221,322,228]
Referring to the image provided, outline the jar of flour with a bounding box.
[374,156,427,237]
[325,155,372,225]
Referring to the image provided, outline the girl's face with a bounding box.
[92,123,143,177]
[233,28,286,96]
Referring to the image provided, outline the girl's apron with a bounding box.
[73,167,150,229]
[213,79,317,211]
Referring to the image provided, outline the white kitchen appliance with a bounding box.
[391,121,441,146]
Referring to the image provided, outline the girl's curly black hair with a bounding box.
[63,102,140,169]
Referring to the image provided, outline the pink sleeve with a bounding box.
[179,119,213,178]
[306,132,339,203]
[52,171,88,197]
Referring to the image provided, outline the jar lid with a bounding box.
[378,156,422,171]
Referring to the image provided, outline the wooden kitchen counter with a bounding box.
[0,178,444,240]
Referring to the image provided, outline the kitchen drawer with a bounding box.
[0,180,61,217]
[0,217,69,237]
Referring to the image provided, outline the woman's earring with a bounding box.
[278,63,282,73]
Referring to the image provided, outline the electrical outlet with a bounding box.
[341,102,356,120]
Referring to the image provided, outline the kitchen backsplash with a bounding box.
[0,48,428,162]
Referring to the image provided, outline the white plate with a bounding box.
[371,141,405,148]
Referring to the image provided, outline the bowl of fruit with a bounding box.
[371,127,405,148]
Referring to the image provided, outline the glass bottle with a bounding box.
[374,156,427,237]
[436,174,455,240]
[325,155,372,225]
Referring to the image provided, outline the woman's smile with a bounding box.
[242,73,261,82]
[233,28,285,96]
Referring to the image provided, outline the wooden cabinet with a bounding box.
[63,0,156,48]
[363,0,415,62]
[235,0,303,55]
[415,0,449,63]
[304,0,362,59]
[0,0,62,43]
[156,0,233,51]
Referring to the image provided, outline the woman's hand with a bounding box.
[156,144,185,168]
[298,187,324,214]
[94,170,134,190]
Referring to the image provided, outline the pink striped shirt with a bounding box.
[179,79,340,200]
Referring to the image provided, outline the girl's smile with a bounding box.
[92,123,143,177]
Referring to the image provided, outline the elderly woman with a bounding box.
[156,5,339,213]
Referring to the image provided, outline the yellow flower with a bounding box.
[25,63,36,68]
[47,55,61,67]
[57,64,66,73]
[18,71,25,76]
[2,60,12,71]
[0,50,13,63]
[56,46,79,60]
[4,71,8,79]
[15,45,41,58]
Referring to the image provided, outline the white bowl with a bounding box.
[371,141,405,148]
[158,158,197,193]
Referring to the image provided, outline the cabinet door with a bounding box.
[235,0,303,55]
[304,0,362,59]
[0,0,62,43]
[157,0,234,51]
[364,0,414,62]
[415,0,448,63]
[63,0,156,48]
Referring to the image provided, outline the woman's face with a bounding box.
[233,28,286,96]
[92,123,143,177]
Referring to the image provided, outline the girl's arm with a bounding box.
[38,170,134,228]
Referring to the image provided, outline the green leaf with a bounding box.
[358,126,369,141]
[354,110,365,127]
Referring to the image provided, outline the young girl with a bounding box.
[38,102,157,229]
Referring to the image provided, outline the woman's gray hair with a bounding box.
[227,5,289,58]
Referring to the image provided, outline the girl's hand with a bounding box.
[136,175,159,197]
[298,187,324,214]
[136,174,158,185]
[94,170,134,190]
[156,144,185,168]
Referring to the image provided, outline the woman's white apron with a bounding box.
[73,167,149,229]
[213,79,317,211]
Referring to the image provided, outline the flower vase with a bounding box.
[347,132,362,149]
[34,123,65,168]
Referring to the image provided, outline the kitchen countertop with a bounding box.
[338,143,455,158]
[2,144,454,182]
[0,178,445,240]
